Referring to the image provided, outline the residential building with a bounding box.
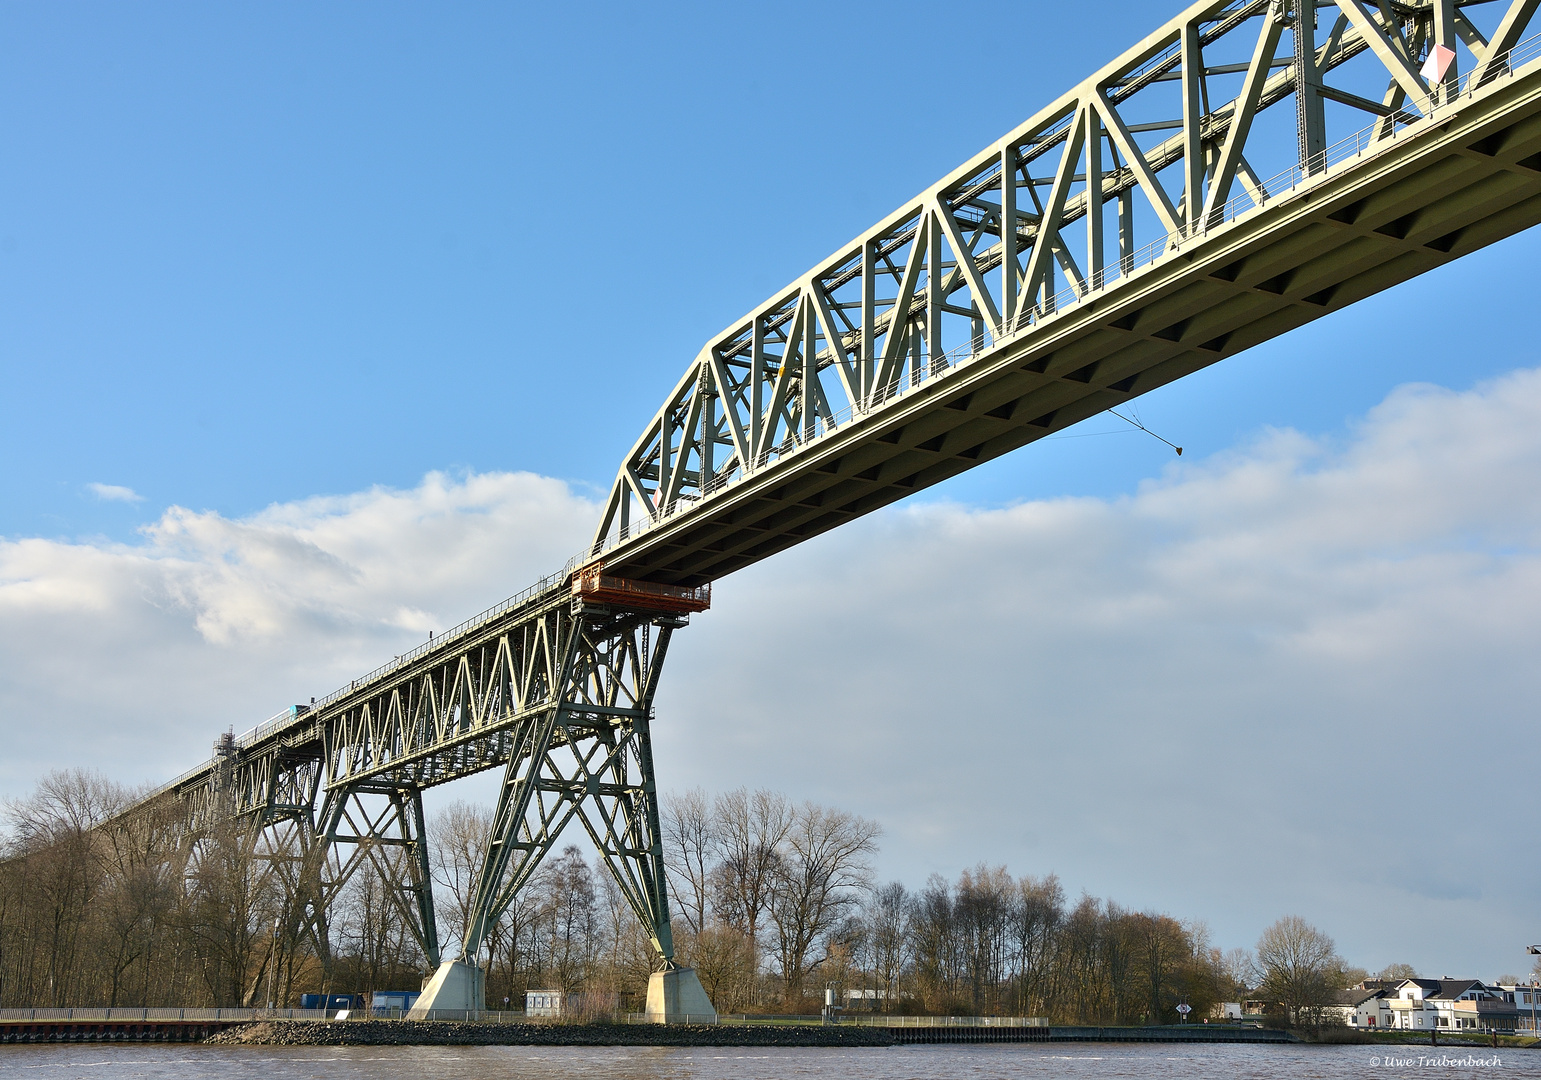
[1345,979,1520,1033]
[1326,987,1386,1027]
[1493,984,1541,1034]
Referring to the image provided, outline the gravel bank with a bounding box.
[209,1020,895,1048]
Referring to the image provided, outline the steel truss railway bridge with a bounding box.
[114,0,1541,1016]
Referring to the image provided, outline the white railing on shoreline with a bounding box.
[842,1014,1050,1028]
[0,1007,1043,1028]
[398,1010,529,1023]
[621,1012,1050,1027]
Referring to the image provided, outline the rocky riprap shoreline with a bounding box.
[208,1019,894,1047]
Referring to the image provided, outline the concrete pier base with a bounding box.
[407,959,485,1018]
[644,966,716,1023]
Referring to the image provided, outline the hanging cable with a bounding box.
[1109,409,1183,455]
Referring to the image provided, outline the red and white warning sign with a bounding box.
[1421,44,1457,83]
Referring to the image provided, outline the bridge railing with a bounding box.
[137,562,582,806]
[290,563,579,721]
[588,28,1541,559]
[1195,29,1541,238]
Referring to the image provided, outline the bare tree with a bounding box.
[767,801,880,1003]
[335,869,423,995]
[684,924,757,1013]
[1124,912,1190,1024]
[534,845,598,993]
[661,788,713,935]
[4,770,128,1004]
[863,881,911,1013]
[180,823,279,1005]
[95,793,179,1007]
[5,770,127,845]
[591,871,653,1010]
[909,874,958,1011]
[428,799,492,958]
[1054,894,1113,1023]
[956,865,1013,1014]
[1009,873,1063,1017]
[97,861,173,1006]
[1256,915,1341,1026]
[1221,946,1258,992]
[709,788,791,957]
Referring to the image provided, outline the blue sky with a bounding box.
[5,0,1538,540]
[4,1,1541,978]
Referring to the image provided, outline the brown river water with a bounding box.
[0,1043,1536,1079]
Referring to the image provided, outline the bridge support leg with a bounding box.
[411,603,714,1021]
[300,782,441,983]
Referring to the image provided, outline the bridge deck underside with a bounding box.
[600,77,1541,589]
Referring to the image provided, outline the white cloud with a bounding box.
[5,371,1541,978]
[0,470,595,794]
[655,367,1541,978]
[86,482,143,503]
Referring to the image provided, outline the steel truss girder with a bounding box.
[590,0,1541,587]
[114,0,1541,1006]
[170,584,583,833]
[130,590,691,980]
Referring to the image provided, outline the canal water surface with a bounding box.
[0,1042,1537,1079]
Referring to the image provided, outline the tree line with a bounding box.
[0,770,1394,1021]
[660,787,1241,1020]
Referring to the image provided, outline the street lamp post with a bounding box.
[266,917,280,1014]
[1527,946,1541,1035]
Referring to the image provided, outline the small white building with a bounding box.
[526,990,563,1017]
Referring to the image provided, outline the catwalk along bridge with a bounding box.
[114,0,1541,1015]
